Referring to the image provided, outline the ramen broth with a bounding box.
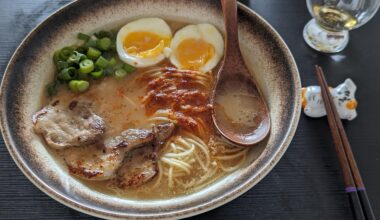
[214,78,267,135]
[39,20,253,199]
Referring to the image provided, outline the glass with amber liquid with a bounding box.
[304,0,380,53]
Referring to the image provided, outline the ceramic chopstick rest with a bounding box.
[302,78,358,120]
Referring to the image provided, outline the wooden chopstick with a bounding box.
[315,65,375,220]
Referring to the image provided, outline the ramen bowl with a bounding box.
[0,0,301,219]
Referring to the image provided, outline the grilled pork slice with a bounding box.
[61,122,175,181]
[63,144,125,181]
[63,128,155,180]
[116,122,176,188]
[104,122,175,151]
[153,122,176,148]
[63,123,174,181]
[33,100,105,150]
[116,146,158,188]
[104,129,154,151]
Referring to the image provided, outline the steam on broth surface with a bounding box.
[35,19,253,199]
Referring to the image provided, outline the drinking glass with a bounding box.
[303,0,380,53]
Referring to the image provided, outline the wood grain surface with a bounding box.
[1,0,379,219]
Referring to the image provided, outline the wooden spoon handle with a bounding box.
[221,0,242,68]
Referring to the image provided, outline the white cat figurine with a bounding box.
[302,78,358,120]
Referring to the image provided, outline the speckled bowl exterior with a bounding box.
[0,0,301,219]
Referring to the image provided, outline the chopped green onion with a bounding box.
[58,67,77,81]
[59,47,75,60]
[110,43,116,51]
[80,54,88,61]
[53,50,61,63]
[68,81,76,91]
[95,30,112,39]
[77,71,89,80]
[113,63,123,69]
[78,33,90,42]
[56,61,69,71]
[108,57,116,66]
[114,68,127,79]
[76,46,87,54]
[46,81,59,97]
[49,31,124,96]
[68,80,90,93]
[87,47,101,60]
[79,59,95,74]
[77,81,90,92]
[101,51,113,59]
[91,68,104,79]
[95,56,109,68]
[67,51,85,64]
[96,37,112,51]
[104,68,113,76]
[122,63,136,73]
[84,39,97,48]
[106,31,117,42]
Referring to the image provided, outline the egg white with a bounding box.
[169,23,224,72]
[116,18,172,68]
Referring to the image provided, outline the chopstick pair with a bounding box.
[315,65,375,220]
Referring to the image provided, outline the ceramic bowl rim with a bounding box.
[0,1,301,219]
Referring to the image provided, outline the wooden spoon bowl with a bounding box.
[211,0,271,146]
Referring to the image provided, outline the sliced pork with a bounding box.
[63,128,153,180]
[152,122,176,148]
[104,129,154,150]
[116,146,158,188]
[63,144,125,181]
[33,100,105,150]
[116,122,175,188]
[63,123,175,181]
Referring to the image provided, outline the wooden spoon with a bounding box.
[210,0,270,146]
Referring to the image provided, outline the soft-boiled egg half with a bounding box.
[116,18,172,67]
[169,24,224,72]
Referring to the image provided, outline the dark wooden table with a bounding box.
[1,0,379,219]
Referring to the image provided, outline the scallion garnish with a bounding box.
[78,33,90,42]
[79,59,95,74]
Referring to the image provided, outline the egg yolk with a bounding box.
[175,38,215,70]
[123,31,169,58]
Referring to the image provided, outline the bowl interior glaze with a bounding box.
[0,0,301,219]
